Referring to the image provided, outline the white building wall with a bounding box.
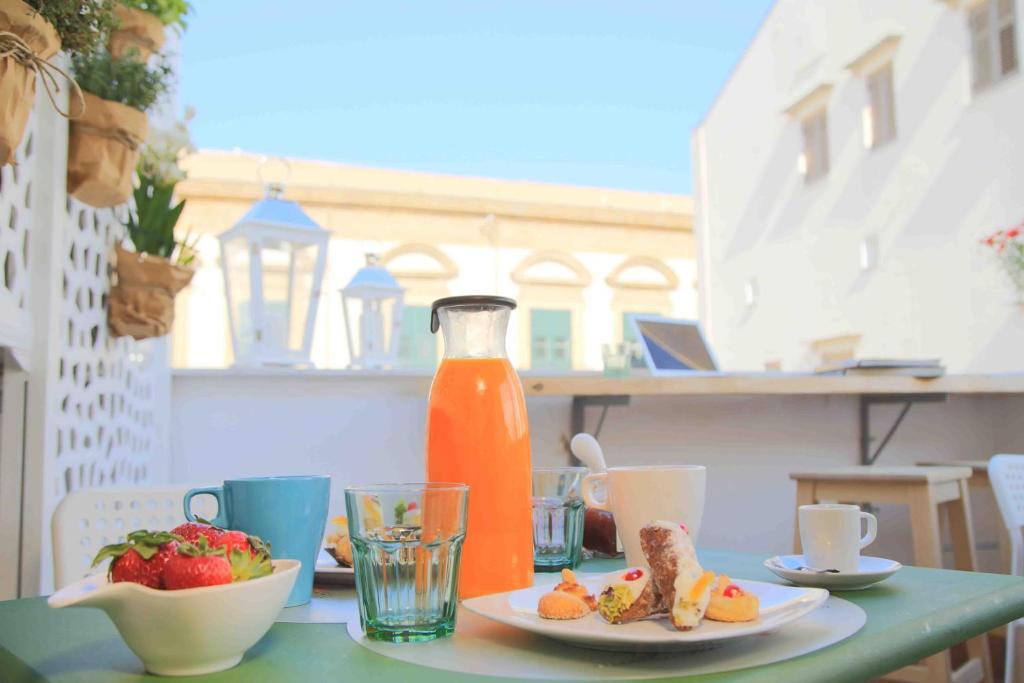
[694,0,1024,372]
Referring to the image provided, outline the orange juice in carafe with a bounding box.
[426,296,533,598]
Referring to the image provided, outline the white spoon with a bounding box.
[570,433,607,473]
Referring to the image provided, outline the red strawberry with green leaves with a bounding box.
[228,546,273,582]
[163,537,233,590]
[91,530,182,589]
[214,530,271,560]
[170,521,222,546]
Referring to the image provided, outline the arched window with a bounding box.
[511,251,591,371]
[381,243,458,280]
[605,256,679,290]
[381,244,458,369]
[511,250,591,287]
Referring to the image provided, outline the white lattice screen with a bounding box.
[55,201,158,496]
[0,106,35,353]
[0,83,171,597]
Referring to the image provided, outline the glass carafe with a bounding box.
[426,296,533,598]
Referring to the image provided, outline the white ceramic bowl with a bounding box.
[48,559,300,676]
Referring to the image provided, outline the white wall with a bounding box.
[694,0,1024,372]
[171,371,1024,572]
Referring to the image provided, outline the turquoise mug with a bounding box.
[184,476,330,607]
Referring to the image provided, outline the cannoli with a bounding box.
[706,574,759,622]
[639,521,715,630]
[596,566,667,624]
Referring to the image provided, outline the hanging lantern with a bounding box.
[341,254,405,369]
[218,184,328,366]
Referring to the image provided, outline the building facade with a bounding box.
[172,150,695,370]
[693,0,1024,372]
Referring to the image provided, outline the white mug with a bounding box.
[582,465,706,567]
[799,503,878,572]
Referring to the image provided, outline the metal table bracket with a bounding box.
[859,393,947,465]
[567,395,630,462]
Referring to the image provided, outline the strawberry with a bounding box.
[92,530,181,589]
[163,537,233,590]
[214,529,270,559]
[228,546,273,582]
[170,521,222,545]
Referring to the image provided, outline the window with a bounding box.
[396,305,436,369]
[864,63,896,148]
[969,0,1018,92]
[799,110,829,183]
[530,309,572,370]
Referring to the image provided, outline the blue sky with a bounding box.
[179,2,773,194]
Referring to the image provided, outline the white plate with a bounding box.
[764,555,901,590]
[314,548,354,585]
[462,572,829,653]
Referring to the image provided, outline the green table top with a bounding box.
[2,550,1023,683]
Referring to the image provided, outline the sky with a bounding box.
[179,2,774,195]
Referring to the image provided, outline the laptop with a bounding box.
[628,315,718,376]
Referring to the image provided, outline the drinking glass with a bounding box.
[532,467,586,571]
[345,483,469,642]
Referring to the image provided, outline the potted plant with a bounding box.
[109,170,197,339]
[981,225,1024,303]
[109,0,191,61]
[67,49,171,207]
[0,0,111,165]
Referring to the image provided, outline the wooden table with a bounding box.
[2,551,1023,682]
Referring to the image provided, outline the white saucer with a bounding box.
[764,555,901,590]
[314,548,354,585]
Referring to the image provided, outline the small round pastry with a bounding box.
[705,574,759,623]
[538,590,592,620]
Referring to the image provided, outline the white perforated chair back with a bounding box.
[51,485,219,589]
[989,455,1024,534]
[988,454,1024,683]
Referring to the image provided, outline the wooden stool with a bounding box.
[917,459,1012,574]
[791,466,993,683]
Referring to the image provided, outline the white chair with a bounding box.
[987,454,1024,683]
[52,485,218,590]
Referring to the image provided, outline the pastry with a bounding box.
[537,568,597,619]
[554,569,598,611]
[538,590,592,620]
[324,515,352,566]
[597,566,667,624]
[639,521,714,630]
[706,574,759,623]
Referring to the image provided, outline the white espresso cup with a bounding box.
[582,465,706,567]
[799,503,878,572]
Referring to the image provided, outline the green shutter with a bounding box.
[531,309,572,370]
[397,306,437,369]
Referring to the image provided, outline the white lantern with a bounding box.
[341,254,405,369]
[218,185,328,366]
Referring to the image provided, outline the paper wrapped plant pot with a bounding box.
[0,0,60,165]
[108,246,193,340]
[108,4,166,61]
[67,93,148,208]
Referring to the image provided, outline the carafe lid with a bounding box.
[430,295,516,333]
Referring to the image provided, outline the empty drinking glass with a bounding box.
[345,483,469,642]
[532,467,586,571]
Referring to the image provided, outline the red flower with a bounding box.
[1008,227,1021,239]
